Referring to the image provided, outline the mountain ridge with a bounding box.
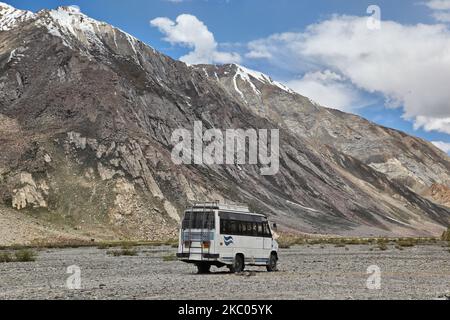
[1,3,449,244]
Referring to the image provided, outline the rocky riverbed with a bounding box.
[0,244,449,300]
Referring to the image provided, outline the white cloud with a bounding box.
[432,140,450,153]
[424,0,450,11]
[285,70,364,112]
[432,11,450,22]
[150,14,241,65]
[423,0,450,22]
[245,43,273,59]
[245,15,450,134]
[414,116,450,134]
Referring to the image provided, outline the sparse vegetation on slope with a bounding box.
[277,234,438,249]
[163,254,177,262]
[14,249,37,262]
[0,249,37,263]
[107,249,138,257]
[0,252,13,263]
[442,227,450,241]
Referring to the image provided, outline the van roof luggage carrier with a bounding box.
[191,201,250,213]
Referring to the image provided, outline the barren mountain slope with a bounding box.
[0,4,449,243]
[206,64,450,194]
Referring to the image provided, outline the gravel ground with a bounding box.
[0,244,449,300]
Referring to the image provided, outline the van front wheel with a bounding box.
[267,253,277,272]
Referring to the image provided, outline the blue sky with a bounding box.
[5,0,450,153]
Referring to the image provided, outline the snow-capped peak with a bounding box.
[33,5,149,63]
[232,64,295,95]
[62,5,81,14]
[45,6,107,37]
[49,6,95,23]
[0,1,14,10]
[43,6,143,47]
[0,2,35,31]
[235,64,271,84]
[1,3,154,67]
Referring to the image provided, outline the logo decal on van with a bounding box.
[224,236,234,246]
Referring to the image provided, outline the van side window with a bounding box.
[218,212,272,237]
[246,222,253,236]
[230,220,238,234]
[238,221,244,234]
[252,223,258,237]
[257,223,264,237]
[263,222,272,237]
[220,219,229,234]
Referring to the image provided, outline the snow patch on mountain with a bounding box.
[4,2,152,65]
[233,64,295,95]
[0,2,34,31]
[235,65,262,95]
[7,48,16,63]
[6,48,24,65]
[44,6,107,49]
[233,71,248,103]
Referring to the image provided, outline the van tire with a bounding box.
[266,253,278,272]
[229,254,244,273]
[196,263,211,274]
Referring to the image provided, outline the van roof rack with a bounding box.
[191,201,250,213]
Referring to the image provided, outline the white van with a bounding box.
[177,202,279,274]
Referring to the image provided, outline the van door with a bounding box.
[263,223,273,258]
[245,221,261,264]
[254,222,265,264]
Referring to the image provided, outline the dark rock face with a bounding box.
[1,4,449,239]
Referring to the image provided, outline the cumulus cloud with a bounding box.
[432,140,450,153]
[150,14,241,65]
[414,116,450,135]
[245,15,450,133]
[285,70,365,112]
[423,0,450,22]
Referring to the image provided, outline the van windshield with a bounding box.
[182,211,215,230]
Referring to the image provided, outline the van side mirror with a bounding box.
[272,223,277,231]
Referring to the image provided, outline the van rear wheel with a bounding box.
[267,253,277,272]
[196,263,211,274]
[229,255,244,273]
